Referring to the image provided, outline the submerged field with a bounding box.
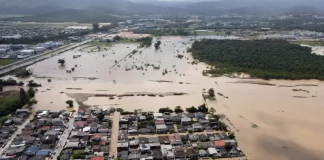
[1,36,324,160]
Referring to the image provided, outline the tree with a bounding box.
[154,40,161,49]
[198,103,208,113]
[174,106,184,113]
[97,112,105,122]
[218,121,228,131]
[186,106,198,113]
[225,143,233,151]
[116,108,124,112]
[72,150,85,159]
[28,88,36,98]
[66,100,74,107]
[58,59,65,66]
[158,107,173,113]
[208,88,215,97]
[229,132,235,139]
[92,23,99,32]
[19,88,30,105]
[113,36,122,41]
[209,107,216,114]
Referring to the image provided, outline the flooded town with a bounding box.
[1,0,324,160]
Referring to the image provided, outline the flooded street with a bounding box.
[4,35,324,160]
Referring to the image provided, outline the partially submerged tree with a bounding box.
[229,132,235,140]
[208,88,215,97]
[174,106,184,113]
[66,100,74,107]
[209,107,216,114]
[158,107,173,113]
[28,88,36,98]
[58,59,65,66]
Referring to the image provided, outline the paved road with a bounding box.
[0,33,111,76]
[110,112,120,158]
[0,112,35,156]
[51,113,75,160]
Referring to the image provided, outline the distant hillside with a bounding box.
[4,9,122,23]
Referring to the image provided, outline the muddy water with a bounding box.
[3,36,324,160]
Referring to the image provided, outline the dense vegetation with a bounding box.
[136,37,153,48]
[0,88,34,124]
[190,39,324,80]
[133,29,191,36]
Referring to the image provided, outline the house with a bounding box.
[161,145,174,159]
[52,118,64,126]
[138,137,149,144]
[34,47,46,53]
[169,134,182,146]
[3,119,13,126]
[149,137,160,149]
[229,147,241,156]
[153,113,163,119]
[224,139,236,147]
[181,118,191,125]
[117,142,129,152]
[138,116,146,121]
[207,147,218,157]
[163,116,173,125]
[171,116,181,124]
[155,119,165,125]
[139,143,150,153]
[158,136,170,144]
[192,123,204,132]
[0,48,10,55]
[16,109,29,115]
[37,110,49,118]
[64,142,83,149]
[91,156,105,160]
[198,150,207,157]
[41,135,56,144]
[156,124,167,133]
[138,128,152,134]
[152,149,163,160]
[24,145,39,156]
[214,140,225,149]
[189,134,198,142]
[19,49,35,56]
[198,134,208,142]
[174,148,186,159]
[74,121,86,129]
[185,148,197,159]
[199,119,209,125]
[129,153,141,160]
[35,149,50,156]
[195,112,205,119]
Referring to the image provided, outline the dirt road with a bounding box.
[109,112,120,158]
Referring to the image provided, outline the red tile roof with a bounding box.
[91,156,104,160]
[214,140,225,147]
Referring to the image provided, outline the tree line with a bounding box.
[190,39,324,80]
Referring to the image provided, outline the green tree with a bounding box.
[58,59,65,66]
[97,112,105,122]
[72,150,85,159]
[158,107,173,113]
[116,108,124,112]
[208,88,215,97]
[66,100,74,107]
[186,106,198,113]
[113,36,122,41]
[198,103,208,113]
[225,143,233,151]
[19,88,30,105]
[174,106,184,113]
[229,132,235,139]
[28,88,36,98]
[92,23,99,32]
[0,80,3,92]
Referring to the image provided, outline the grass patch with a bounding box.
[292,40,324,46]
[196,31,226,36]
[0,59,18,66]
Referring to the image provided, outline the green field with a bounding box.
[0,59,18,66]
[292,40,324,46]
[196,31,226,36]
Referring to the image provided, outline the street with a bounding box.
[109,112,120,158]
[0,112,35,156]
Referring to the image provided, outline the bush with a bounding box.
[208,88,215,97]
[158,107,173,113]
[174,106,184,113]
[186,106,198,113]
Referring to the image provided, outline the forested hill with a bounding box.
[189,39,324,80]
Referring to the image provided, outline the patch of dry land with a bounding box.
[2,35,324,160]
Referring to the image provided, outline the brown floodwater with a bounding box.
[2,35,324,160]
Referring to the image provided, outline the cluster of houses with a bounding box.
[120,112,220,135]
[58,108,113,160]
[0,110,71,160]
[117,112,244,160]
[0,41,64,59]
[0,109,31,148]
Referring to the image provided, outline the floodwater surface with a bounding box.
[4,36,324,160]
